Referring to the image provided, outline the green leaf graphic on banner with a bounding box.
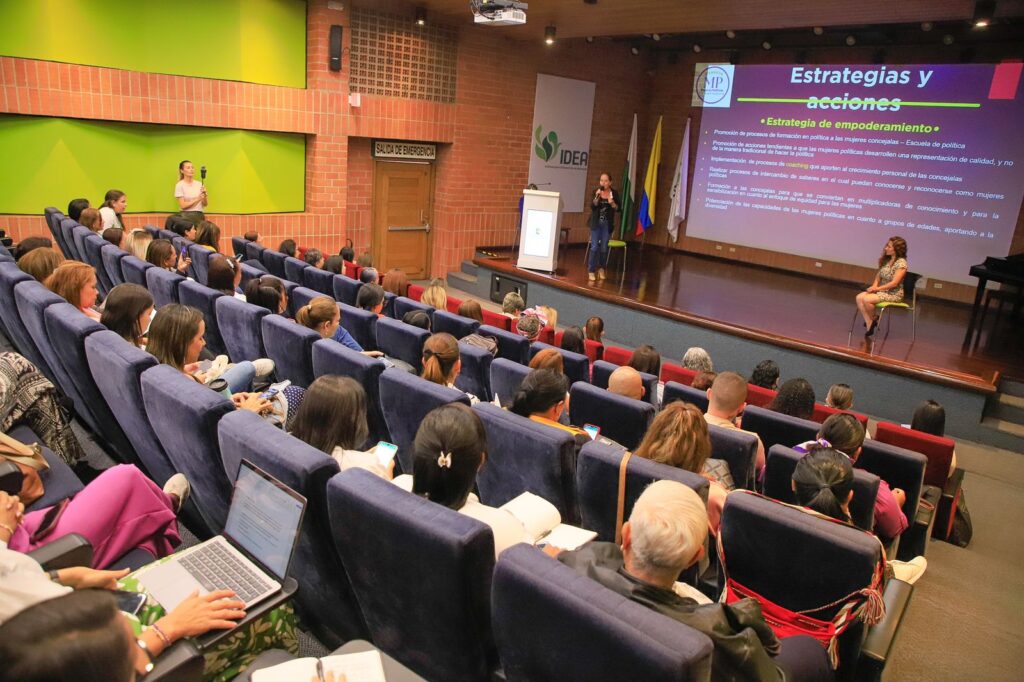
[534,126,561,161]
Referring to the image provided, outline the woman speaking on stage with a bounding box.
[855,236,908,337]
[587,172,619,282]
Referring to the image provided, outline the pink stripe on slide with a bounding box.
[988,62,1023,100]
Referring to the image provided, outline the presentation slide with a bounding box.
[688,64,1024,284]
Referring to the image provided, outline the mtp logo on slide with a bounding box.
[693,64,735,108]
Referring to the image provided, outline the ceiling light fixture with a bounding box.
[692,43,702,53]
[845,35,857,46]
[630,44,641,56]
[921,21,934,32]
[813,26,824,36]
[725,30,736,39]
[973,1,995,28]
[414,7,426,26]
[943,33,956,45]
[761,39,772,51]
[544,25,556,45]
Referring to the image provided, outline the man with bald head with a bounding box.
[607,365,645,401]
[705,371,766,470]
[558,480,831,681]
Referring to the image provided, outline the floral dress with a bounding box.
[875,257,907,303]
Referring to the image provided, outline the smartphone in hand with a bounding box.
[373,441,399,468]
[583,424,601,441]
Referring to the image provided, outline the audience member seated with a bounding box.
[100,284,154,349]
[608,366,646,402]
[457,299,484,323]
[515,311,542,342]
[910,399,958,476]
[559,325,586,355]
[795,414,908,543]
[538,305,558,329]
[792,445,927,584]
[296,296,381,358]
[302,248,324,268]
[502,291,525,318]
[45,261,101,321]
[147,304,273,399]
[245,275,288,316]
[585,316,605,342]
[356,252,373,268]
[358,266,379,285]
[12,236,53,260]
[165,215,197,240]
[510,369,589,448]
[67,198,90,222]
[206,256,245,300]
[421,278,447,310]
[704,371,766,470]
[691,370,717,391]
[17,247,64,283]
[340,239,355,263]
[682,346,713,373]
[422,332,478,404]
[628,344,663,404]
[767,378,816,420]
[558,480,832,681]
[356,283,386,315]
[290,375,389,477]
[102,227,125,249]
[393,403,528,558]
[323,254,344,275]
[529,348,563,373]
[194,221,221,253]
[99,190,127,230]
[634,402,732,530]
[402,309,432,332]
[79,207,103,233]
[825,383,854,411]
[1,352,85,467]
[382,268,409,297]
[124,229,153,261]
[0,465,186,571]
[278,239,297,258]
[750,359,780,390]
[244,230,260,244]
[145,239,190,276]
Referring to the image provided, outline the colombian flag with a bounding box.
[635,116,662,237]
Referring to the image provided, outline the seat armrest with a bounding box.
[196,577,298,650]
[25,533,93,570]
[915,485,940,528]
[148,639,204,682]
[857,578,913,678]
[0,460,23,495]
[942,467,964,500]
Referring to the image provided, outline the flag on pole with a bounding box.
[618,114,638,241]
[635,116,663,237]
[666,117,691,242]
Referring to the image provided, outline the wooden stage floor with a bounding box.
[476,245,1023,392]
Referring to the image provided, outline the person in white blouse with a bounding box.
[174,160,208,219]
[99,189,127,230]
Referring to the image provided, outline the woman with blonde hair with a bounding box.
[421,278,448,311]
[45,261,101,320]
[124,229,153,260]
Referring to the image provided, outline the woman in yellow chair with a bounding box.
[855,236,907,337]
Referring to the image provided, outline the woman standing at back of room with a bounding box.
[855,236,908,337]
[174,160,207,222]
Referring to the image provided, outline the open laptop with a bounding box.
[139,459,307,612]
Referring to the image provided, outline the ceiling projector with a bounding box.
[471,0,528,26]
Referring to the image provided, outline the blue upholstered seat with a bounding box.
[332,275,363,307]
[455,342,492,403]
[178,280,227,357]
[217,411,367,646]
[393,296,434,322]
[100,243,127,288]
[146,267,185,308]
[239,262,264,290]
[141,364,235,538]
[477,324,530,365]
[763,445,879,531]
[473,402,580,524]
[327,469,497,681]
[290,286,321,312]
[262,314,318,388]
[244,241,265,263]
[375,317,429,373]
[0,263,39,364]
[740,404,821,453]
[568,382,655,450]
[82,235,113,296]
[530,341,590,386]
[12,280,66,385]
[261,249,288,278]
[707,423,760,491]
[62,219,82,260]
[433,310,480,339]
[187,244,213,285]
[304,266,336,296]
[311,339,390,445]
[44,208,70,257]
[120,255,153,287]
[216,296,270,364]
[339,303,378,351]
[7,425,84,513]
[663,380,710,413]
[492,545,714,682]
[857,439,928,558]
[230,236,247,259]
[379,369,470,473]
[576,439,710,542]
[489,357,531,408]
[284,256,309,285]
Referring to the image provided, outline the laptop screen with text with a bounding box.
[224,461,306,580]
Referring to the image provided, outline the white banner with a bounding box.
[528,74,596,213]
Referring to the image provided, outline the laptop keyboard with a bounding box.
[179,541,274,604]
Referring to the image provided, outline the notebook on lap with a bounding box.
[139,459,306,612]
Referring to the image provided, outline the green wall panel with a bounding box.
[0,0,306,88]
[0,115,305,215]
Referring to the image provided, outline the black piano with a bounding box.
[963,254,1024,345]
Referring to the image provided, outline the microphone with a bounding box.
[200,166,207,182]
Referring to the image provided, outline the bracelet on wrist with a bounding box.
[150,622,172,647]
[0,521,15,538]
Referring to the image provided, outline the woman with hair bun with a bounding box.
[420,333,477,403]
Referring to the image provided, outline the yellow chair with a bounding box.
[847,272,922,345]
[583,239,628,280]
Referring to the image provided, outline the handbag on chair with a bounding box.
[0,430,49,505]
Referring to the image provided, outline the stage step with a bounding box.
[447,270,477,289]
[999,379,1024,399]
[989,392,1024,426]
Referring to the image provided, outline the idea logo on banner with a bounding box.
[693,64,735,108]
[533,126,589,168]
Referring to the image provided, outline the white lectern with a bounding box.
[517,190,562,273]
